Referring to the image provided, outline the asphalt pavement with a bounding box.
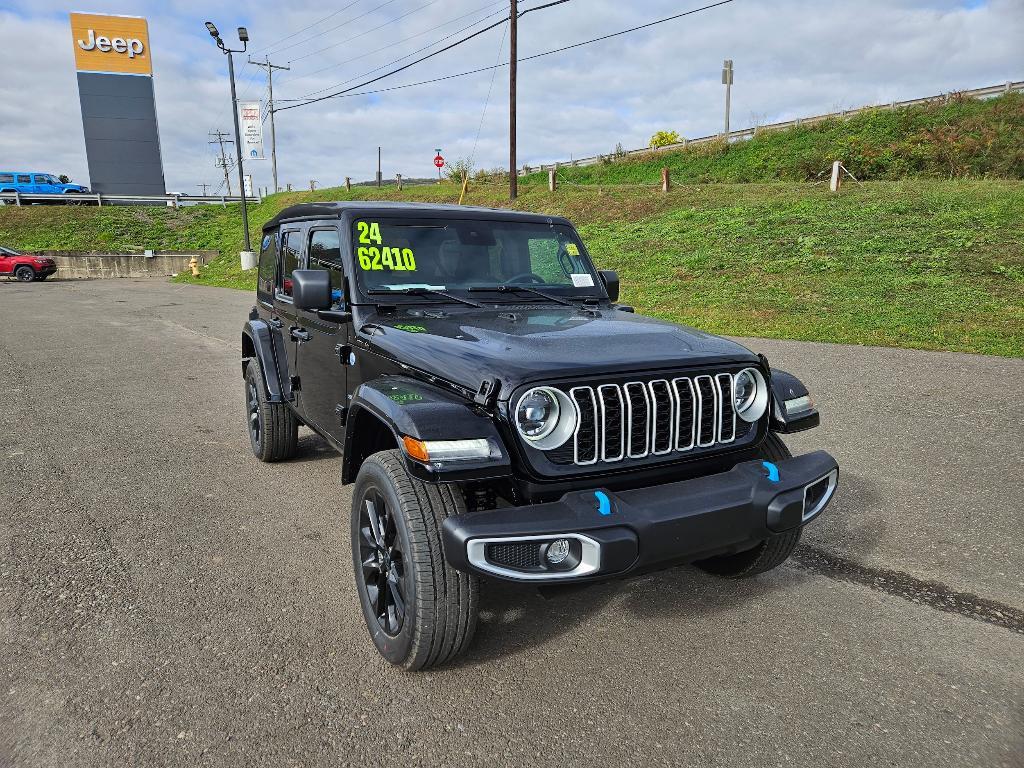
[1,278,1021,767]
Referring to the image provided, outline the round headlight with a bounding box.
[514,387,577,450]
[733,367,768,423]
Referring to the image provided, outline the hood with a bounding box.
[359,305,759,399]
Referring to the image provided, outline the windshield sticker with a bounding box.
[356,221,382,244]
[571,273,595,288]
[566,243,580,256]
[357,246,417,272]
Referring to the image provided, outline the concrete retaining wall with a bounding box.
[35,251,217,279]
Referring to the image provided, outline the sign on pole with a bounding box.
[240,101,265,160]
[244,173,254,197]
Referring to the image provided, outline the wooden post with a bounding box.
[509,0,518,201]
[661,167,670,193]
[286,183,292,192]
[458,171,469,205]
[345,177,351,191]
[829,161,842,192]
[396,174,403,191]
[548,169,556,192]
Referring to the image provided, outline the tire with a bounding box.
[695,433,802,578]
[14,265,35,282]
[351,449,479,670]
[244,358,298,462]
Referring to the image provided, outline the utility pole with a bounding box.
[209,130,234,195]
[722,59,734,139]
[377,146,382,188]
[249,55,290,194]
[197,183,210,196]
[509,0,518,200]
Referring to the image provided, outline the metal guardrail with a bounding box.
[0,191,259,207]
[522,79,1024,174]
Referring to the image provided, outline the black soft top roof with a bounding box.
[261,200,570,232]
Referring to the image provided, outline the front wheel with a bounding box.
[695,433,802,578]
[14,266,35,282]
[351,450,478,670]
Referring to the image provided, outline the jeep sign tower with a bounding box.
[69,12,166,196]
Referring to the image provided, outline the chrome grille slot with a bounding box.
[673,378,696,451]
[695,375,717,447]
[624,382,650,458]
[570,387,598,465]
[598,385,625,462]
[716,373,736,443]
[648,380,674,455]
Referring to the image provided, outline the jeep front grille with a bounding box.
[566,374,738,466]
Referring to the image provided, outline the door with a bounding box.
[272,227,305,414]
[0,247,14,275]
[33,175,58,195]
[15,174,32,193]
[294,226,351,446]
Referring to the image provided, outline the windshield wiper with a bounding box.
[468,284,575,306]
[367,287,482,308]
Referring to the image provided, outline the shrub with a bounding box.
[649,130,682,149]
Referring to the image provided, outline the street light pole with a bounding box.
[205,21,253,260]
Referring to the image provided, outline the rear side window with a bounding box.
[277,231,301,298]
[257,230,278,296]
[0,174,13,184]
[17,175,30,184]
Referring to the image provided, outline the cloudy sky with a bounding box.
[1,0,1020,192]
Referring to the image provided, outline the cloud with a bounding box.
[1,0,1021,192]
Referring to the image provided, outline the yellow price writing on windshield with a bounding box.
[357,221,382,244]
[358,246,417,271]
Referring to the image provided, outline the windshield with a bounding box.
[350,217,604,299]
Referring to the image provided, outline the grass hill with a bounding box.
[520,92,1024,186]
[0,93,1021,357]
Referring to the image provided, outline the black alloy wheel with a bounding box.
[246,377,262,453]
[357,488,408,636]
[14,266,34,282]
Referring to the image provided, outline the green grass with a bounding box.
[2,179,1019,356]
[519,92,1024,186]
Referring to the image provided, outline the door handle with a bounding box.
[269,317,283,329]
[291,327,311,343]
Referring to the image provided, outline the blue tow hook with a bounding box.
[595,490,612,516]
[762,461,780,483]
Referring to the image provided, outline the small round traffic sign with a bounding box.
[434,154,445,169]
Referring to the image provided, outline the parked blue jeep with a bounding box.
[0,172,89,203]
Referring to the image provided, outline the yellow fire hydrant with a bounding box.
[189,256,200,277]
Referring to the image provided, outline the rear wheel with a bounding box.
[352,450,478,670]
[14,266,35,282]
[695,433,802,578]
[244,359,298,462]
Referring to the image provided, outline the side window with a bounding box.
[277,230,301,298]
[0,174,14,184]
[309,229,345,307]
[34,175,50,185]
[257,230,278,296]
[17,175,31,184]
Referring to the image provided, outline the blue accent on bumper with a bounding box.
[762,461,780,483]
[595,490,612,516]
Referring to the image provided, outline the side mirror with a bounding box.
[292,269,332,312]
[599,269,619,302]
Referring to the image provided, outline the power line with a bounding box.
[253,0,363,53]
[286,0,444,65]
[266,0,402,56]
[278,1,506,91]
[276,0,733,112]
[471,19,510,165]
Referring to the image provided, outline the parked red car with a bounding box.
[0,245,56,281]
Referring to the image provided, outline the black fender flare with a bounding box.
[343,376,512,484]
[769,368,820,433]
[242,318,285,403]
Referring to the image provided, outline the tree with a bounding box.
[58,174,71,184]
[649,130,682,149]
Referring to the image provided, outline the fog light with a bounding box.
[545,538,571,565]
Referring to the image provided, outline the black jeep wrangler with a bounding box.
[242,202,838,670]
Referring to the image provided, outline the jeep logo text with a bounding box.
[77,29,145,58]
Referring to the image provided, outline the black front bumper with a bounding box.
[442,451,838,583]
